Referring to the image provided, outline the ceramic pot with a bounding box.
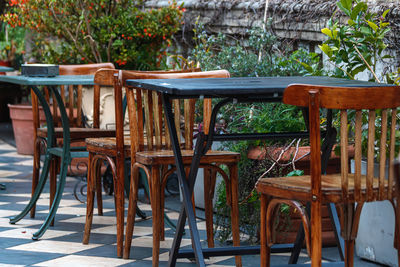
[8,104,45,155]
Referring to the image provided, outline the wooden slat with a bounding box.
[173,99,181,145]
[379,109,388,200]
[68,85,74,125]
[203,99,212,135]
[366,110,376,201]
[152,91,162,149]
[354,110,362,202]
[77,84,82,127]
[126,88,143,157]
[164,112,171,149]
[184,99,195,150]
[388,109,397,199]
[284,84,400,109]
[135,88,145,149]
[44,86,50,103]
[93,84,100,128]
[340,110,349,202]
[31,89,39,140]
[143,90,153,150]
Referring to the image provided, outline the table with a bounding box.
[0,75,94,239]
[0,66,15,73]
[126,76,391,266]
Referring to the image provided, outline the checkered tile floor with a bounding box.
[0,139,258,266]
[0,138,382,266]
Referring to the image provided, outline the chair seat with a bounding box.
[256,173,392,203]
[86,136,131,156]
[38,127,115,140]
[136,149,240,165]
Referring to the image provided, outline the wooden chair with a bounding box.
[120,70,241,266]
[83,68,206,257]
[256,84,400,267]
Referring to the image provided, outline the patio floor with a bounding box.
[0,123,384,266]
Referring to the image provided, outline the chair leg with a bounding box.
[344,239,354,267]
[83,152,96,245]
[229,163,242,267]
[160,165,166,241]
[310,199,322,267]
[204,167,215,248]
[124,163,141,259]
[30,137,43,218]
[260,194,270,267]
[49,157,59,227]
[95,160,103,216]
[151,165,161,267]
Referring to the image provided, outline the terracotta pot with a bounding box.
[8,104,45,155]
[247,145,355,175]
[0,60,11,75]
[273,204,337,246]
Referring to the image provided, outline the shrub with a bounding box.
[2,0,184,69]
[191,22,318,243]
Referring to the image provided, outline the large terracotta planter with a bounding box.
[8,104,45,155]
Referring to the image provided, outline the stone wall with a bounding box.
[145,0,400,61]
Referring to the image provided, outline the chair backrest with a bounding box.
[283,84,400,203]
[94,68,204,153]
[33,63,115,130]
[120,70,230,159]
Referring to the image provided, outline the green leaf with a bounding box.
[348,19,355,26]
[300,62,314,73]
[318,44,333,57]
[350,2,366,20]
[366,20,378,32]
[286,170,304,177]
[382,9,390,19]
[341,0,352,11]
[321,28,333,38]
[337,2,351,17]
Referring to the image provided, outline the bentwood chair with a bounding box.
[121,70,241,266]
[83,68,201,257]
[256,84,400,267]
[10,63,115,239]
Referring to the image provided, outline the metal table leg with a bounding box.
[162,94,206,266]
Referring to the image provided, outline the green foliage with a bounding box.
[2,0,184,69]
[0,23,24,68]
[191,22,317,243]
[319,0,391,81]
[191,22,321,77]
[319,0,399,159]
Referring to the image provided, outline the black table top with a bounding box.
[126,76,392,98]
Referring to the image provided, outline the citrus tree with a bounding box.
[2,0,185,69]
